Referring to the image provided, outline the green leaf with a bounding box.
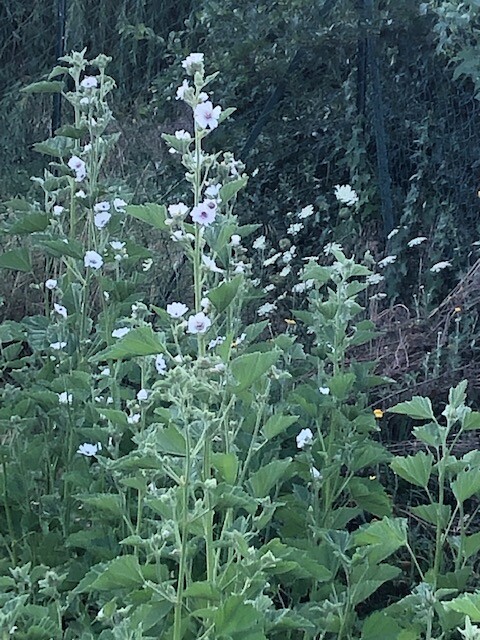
[348,477,392,517]
[350,442,391,472]
[411,503,451,528]
[21,80,64,93]
[154,425,186,456]
[230,350,280,392]
[126,203,168,231]
[390,451,434,488]
[351,563,401,606]
[388,396,435,421]
[262,414,299,440]
[444,592,480,621]
[94,326,165,361]
[449,380,468,409]
[353,517,408,564]
[328,372,356,400]
[184,581,221,601]
[38,238,84,259]
[413,422,446,447]
[77,494,124,518]
[5,213,49,234]
[0,248,32,272]
[219,176,248,204]
[207,275,242,313]
[33,135,75,158]
[214,595,260,636]
[451,469,480,503]
[90,555,144,591]
[248,458,291,498]
[462,532,480,560]
[463,411,480,431]
[361,611,405,639]
[211,452,238,483]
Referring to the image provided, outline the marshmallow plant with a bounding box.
[2,50,478,640]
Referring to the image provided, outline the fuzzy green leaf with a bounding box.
[262,414,299,440]
[230,349,280,391]
[0,248,32,272]
[451,469,480,503]
[388,396,435,420]
[390,451,434,488]
[94,326,165,361]
[248,458,291,498]
[21,80,64,93]
[126,203,169,231]
[207,275,242,313]
[219,176,248,204]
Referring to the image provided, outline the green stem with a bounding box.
[2,461,16,564]
[173,437,191,640]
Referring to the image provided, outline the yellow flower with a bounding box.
[284,318,296,325]
[373,409,384,419]
[454,306,462,313]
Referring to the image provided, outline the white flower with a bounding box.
[292,279,314,293]
[263,284,275,293]
[155,354,167,375]
[176,79,190,100]
[319,387,330,395]
[127,413,141,425]
[194,101,222,130]
[253,235,266,250]
[137,388,149,402]
[230,234,241,246]
[75,189,87,198]
[112,327,130,338]
[430,261,451,273]
[198,92,209,102]
[234,261,247,274]
[282,246,296,263]
[187,312,212,334]
[50,341,67,350]
[110,241,125,250]
[205,183,221,198]
[113,198,127,212]
[94,201,110,213]
[80,76,98,89]
[234,333,246,346]
[279,265,291,277]
[100,367,110,376]
[324,242,343,255]
[334,184,359,206]
[191,203,216,226]
[84,250,104,269]
[311,467,322,479]
[142,258,153,271]
[263,252,281,267]
[94,211,111,229]
[366,273,384,285]
[208,336,226,350]
[45,278,57,290]
[387,227,400,240]
[175,129,192,141]
[171,230,185,242]
[79,97,90,106]
[168,202,188,218]
[83,143,92,153]
[77,442,101,457]
[52,205,64,216]
[58,391,73,405]
[201,297,211,311]
[297,205,314,219]
[378,255,397,268]
[287,222,304,236]
[202,254,223,273]
[408,236,427,247]
[181,52,204,73]
[68,156,87,182]
[53,303,68,318]
[167,302,189,318]
[257,302,277,317]
[296,427,314,449]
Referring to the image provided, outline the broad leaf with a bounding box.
[451,469,480,503]
[388,396,435,421]
[211,452,238,483]
[94,326,165,360]
[0,248,32,272]
[21,80,64,93]
[208,275,242,313]
[90,555,144,591]
[230,350,280,392]
[219,176,248,204]
[126,203,169,231]
[262,414,299,440]
[411,503,451,528]
[390,451,434,488]
[248,458,291,498]
[444,592,480,621]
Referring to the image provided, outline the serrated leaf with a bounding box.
[6,213,49,234]
[248,458,291,498]
[94,326,165,361]
[413,422,446,447]
[353,517,408,564]
[388,396,435,420]
[37,238,84,259]
[351,563,401,605]
[230,350,280,392]
[219,176,248,204]
[361,611,405,639]
[444,592,480,621]
[154,425,186,455]
[462,532,480,560]
[90,555,144,591]
[78,494,123,517]
[33,135,75,158]
[463,411,480,431]
[452,469,480,503]
[411,503,451,528]
[0,248,32,272]
[349,477,392,517]
[21,80,64,93]
[211,452,238,483]
[449,380,468,408]
[262,414,299,440]
[207,275,242,313]
[390,451,434,488]
[126,203,168,231]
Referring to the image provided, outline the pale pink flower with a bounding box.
[166,302,189,318]
[194,101,222,130]
[187,312,211,334]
